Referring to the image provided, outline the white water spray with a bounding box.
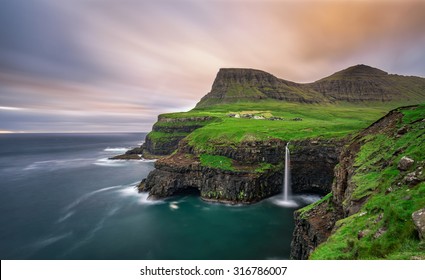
[283,142,291,201]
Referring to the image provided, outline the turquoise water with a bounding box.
[0,133,313,260]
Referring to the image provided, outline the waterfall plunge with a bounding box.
[271,142,298,207]
[283,142,291,201]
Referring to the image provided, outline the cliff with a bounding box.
[291,104,425,259]
[139,139,343,203]
[135,65,425,205]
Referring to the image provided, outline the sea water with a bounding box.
[0,133,314,260]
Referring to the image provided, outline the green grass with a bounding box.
[146,131,188,143]
[199,154,235,171]
[310,104,425,259]
[149,100,405,156]
[255,163,275,173]
[298,193,333,218]
[184,101,394,153]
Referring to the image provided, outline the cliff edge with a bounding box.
[291,104,425,259]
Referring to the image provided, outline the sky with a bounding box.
[1,0,425,133]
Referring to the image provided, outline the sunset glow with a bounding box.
[1,0,424,132]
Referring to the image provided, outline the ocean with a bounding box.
[0,133,315,260]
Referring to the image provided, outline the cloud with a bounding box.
[0,0,424,132]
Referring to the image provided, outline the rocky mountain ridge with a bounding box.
[196,64,425,107]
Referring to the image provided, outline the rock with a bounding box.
[290,200,343,259]
[375,213,384,223]
[373,227,387,239]
[404,172,420,185]
[412,208,425,240]
[358,229,371,239]
[125,147,144,155]
[292,117,303,121]
[402,195,412,200]
[398,156,415,171]
[397,126,408,135]
[109,154,141,160]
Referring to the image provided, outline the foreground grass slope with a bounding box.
[309,104,425,259]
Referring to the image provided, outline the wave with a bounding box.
[137,192,163,205]
[57,211,75,223]
[169,202,179,210]
[33,232,72,248]
[65,185,121,211]
[118,184,164,205]
[103,147,129,152]
[24,158,93,171]
[93,157,156,167]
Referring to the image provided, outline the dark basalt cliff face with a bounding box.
[291,140,342,194]
[140,139,343,203]
[139,152,282,203]
[140,116,216,156]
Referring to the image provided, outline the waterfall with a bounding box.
[283,142,291,201]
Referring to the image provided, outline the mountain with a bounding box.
[196,64,425,107]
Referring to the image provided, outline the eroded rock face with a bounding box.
[412,208,425,240]
[143,116,216,156]
[290,198,343,259]
[140,139,343,204]
[139,153,281,204]
[291,140,342,194]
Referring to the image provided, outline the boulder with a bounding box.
[412,208,425,240]
[398,156,414,171]
[397,126,408,135]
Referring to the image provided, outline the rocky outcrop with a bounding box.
[142,116,217,156]
[398,156,415,171]
[139,152,281,203]
[412,208,425,240]
[290,195,343,259]
[140,138,343,203]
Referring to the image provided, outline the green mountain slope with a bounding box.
[195,65,425,108]
[297,105,425,259]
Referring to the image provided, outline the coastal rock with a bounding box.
[141,139,343,203]
[143,116,216,156]
[110,154,140,160]
[398,156,415,171]
[290,197,343,259]
[412,208,425,240]
[140,152,281,203]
